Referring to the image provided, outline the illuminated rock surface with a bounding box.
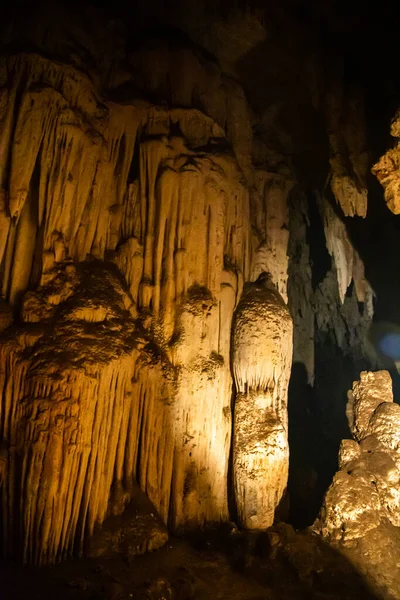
[316,370,400,599]
[232,274,293,529]
[0,0,383,582]
[373,111,400,214]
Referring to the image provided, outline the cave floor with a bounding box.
[0,528,377,600]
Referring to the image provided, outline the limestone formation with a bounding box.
[0,263,172,564]
[319,198,371,304]
[346,370,394,441]
[0,1,378,571]
[251,173,294,303]
[232,274,293,529]
[325,70,368,218]
[0,47,253,563]
[373,110,400,214]
[316,370,400,599]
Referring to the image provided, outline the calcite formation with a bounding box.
[319,198,370,304]
[0,263,173,564]
[250,173,294,303]
[0,43,295,564]
[0,2,379,569]
[316,370,400,599]
[325,72,369,218]
[373,110,400,214]
[232,274,293,529]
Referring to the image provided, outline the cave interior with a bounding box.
[1,0,400,598]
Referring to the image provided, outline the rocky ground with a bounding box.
[0,524,376,600]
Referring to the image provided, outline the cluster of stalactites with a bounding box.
[319,196,374,305]
[0,264,177,565]
[0,53,250,320]
[0,50,257,565]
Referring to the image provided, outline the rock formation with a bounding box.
[0,0,381,569]
[232,274,293,529]
[316,370,400,599]
[373,110,400,214]
[0,39,290,563]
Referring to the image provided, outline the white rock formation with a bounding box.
[232,274,293,529]
[320,199,372,304]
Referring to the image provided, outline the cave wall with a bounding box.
[0,0,380,563]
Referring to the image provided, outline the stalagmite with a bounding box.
[232,273,293,529]
[316,371,400,599]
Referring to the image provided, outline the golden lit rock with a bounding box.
[316,371,400,599]
[0,7,379,578]
[346,370,393,441]
[373,144,400,214]
[232,274,293,529]
[338,439,360,468]
[0,48,256,562]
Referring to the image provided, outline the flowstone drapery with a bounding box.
[0,49,296,563]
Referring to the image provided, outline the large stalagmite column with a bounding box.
[232,273,293,529]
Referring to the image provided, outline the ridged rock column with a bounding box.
[232,274,293,529]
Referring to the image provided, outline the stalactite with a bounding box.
[0,54,140,304]
[324,66,368,217]
[319,196,372,304]
[251,172,294,303]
